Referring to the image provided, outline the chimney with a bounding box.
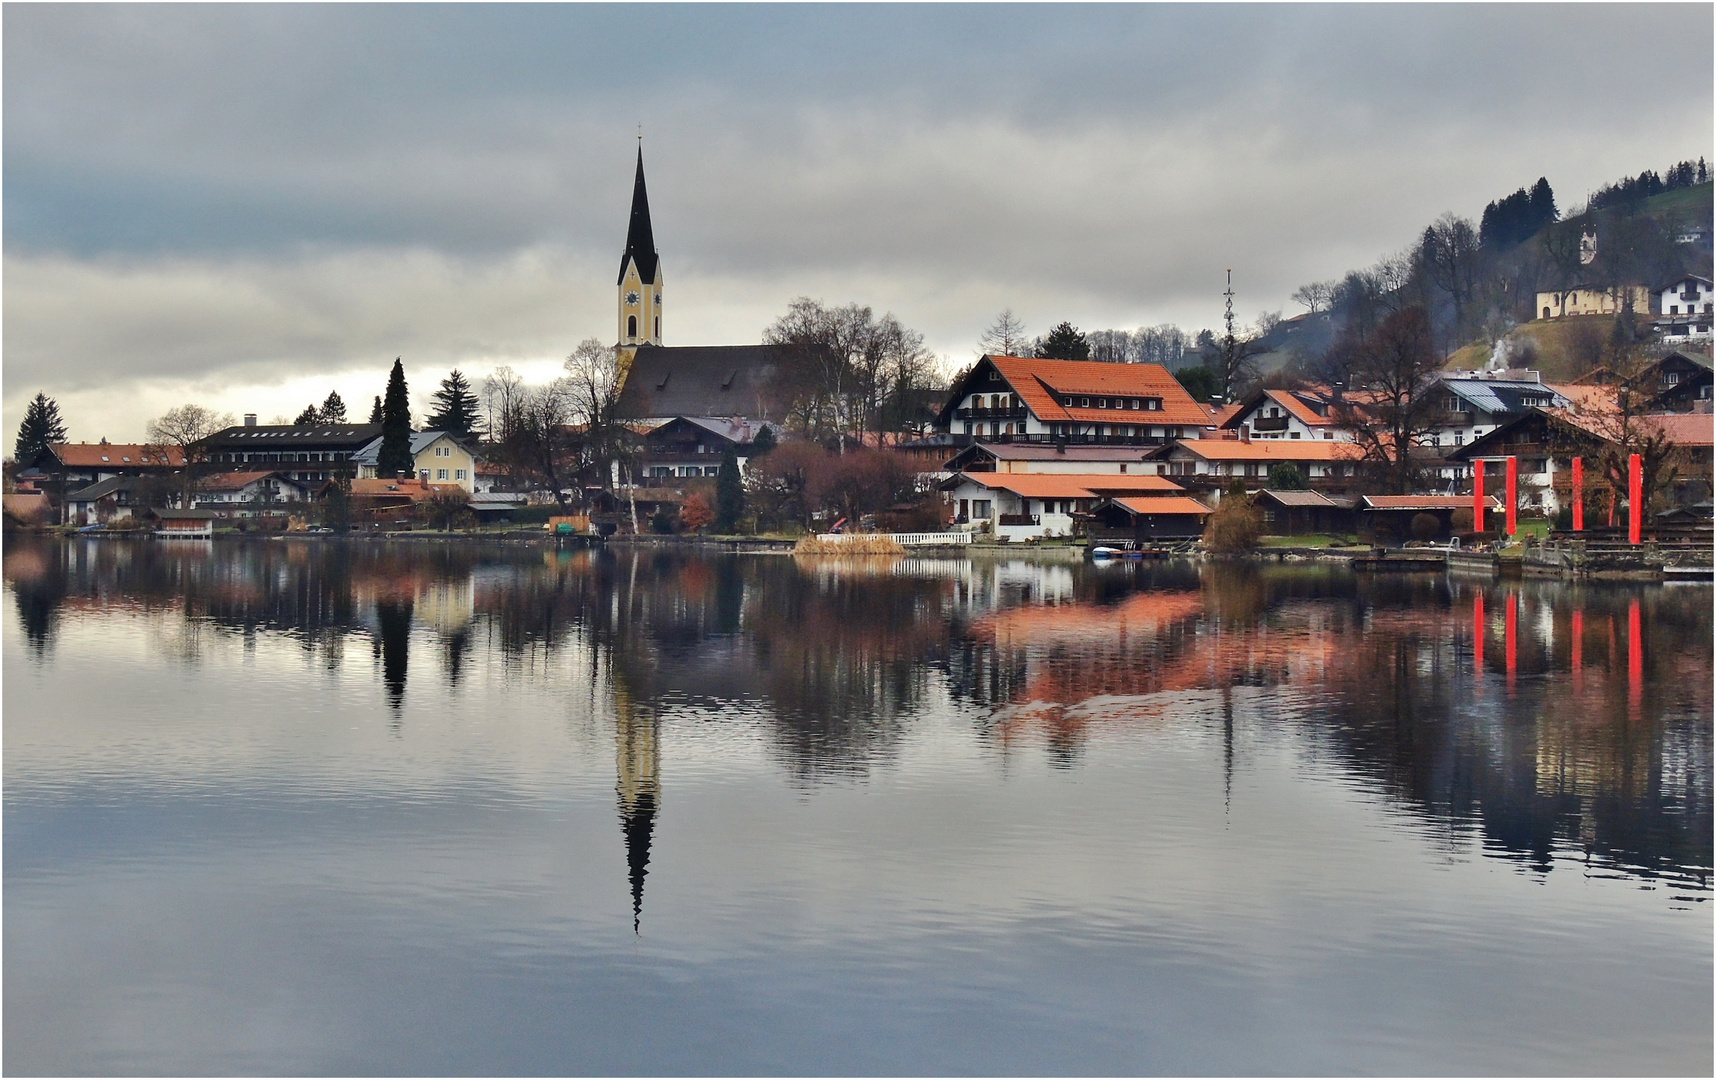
[244,414,257,427]
[1240,426,1251,443]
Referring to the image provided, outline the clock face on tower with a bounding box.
[625,290,641,305]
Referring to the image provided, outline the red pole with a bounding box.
[1628,598,1643,717]
[1473,461,1485,534]
[1473,592,1485,674]
[1571,457,1584,532]
[1571,608,1583,689]
[1505,456,1518,537]
[1505,592,1518,691]
[1628,452,1643,545]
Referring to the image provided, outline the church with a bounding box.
[610,147,825,448]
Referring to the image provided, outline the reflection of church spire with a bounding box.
[615,687,659,934]
[375,599,413,710]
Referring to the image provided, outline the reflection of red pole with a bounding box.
[1628,598,1643,716]
[1506,456,1518,537]
[1473,461,1486,534]
[1473,592,1485,674]
[1571,457,1584,532]
[1506,592,1518,691]
[1571,608,1584,688]
[1628,453,1643,545]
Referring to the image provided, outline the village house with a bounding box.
[638,416,776,481]
[22,443,188,511]
[1219,387,1353,442]
[194,471,315,516]
[353,430,478,492]
[940,442,1163,475]
[204,417,383,486]
[939,471,1188,541]
[1655,275,1713,342]
[1419,372,1574,451]
[934,354,1210,445]
[1146,436,1366,501]
[61,475,161,526]
[1630,350,1714,412]
[1252,490,1360,537]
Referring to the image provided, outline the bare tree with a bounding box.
[1538,220,1589,317]
[510,380,579,512]
[147,403,235,507]
[764,297,936,449]
[563,338,627,490]
[1420,213,1485,350]
[1290,281,1335,315]
[1333,305,1443,494]
[482,366,527,449]
[978,308,1030,357]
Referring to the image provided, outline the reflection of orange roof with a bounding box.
[1110,496,1213,516]
[974,589,1205,645]
[1166,439,1364,461]
[49,443,187,467]
[986,355,1211,427]
[955,473,1182,499]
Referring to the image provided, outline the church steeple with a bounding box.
[618,147,659,286]
[617,143,663,350]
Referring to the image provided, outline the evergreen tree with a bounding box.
[320,390,348,423]
[1036,321,1090,361]
[14,392,68,463]
[424,369,481,437]
[1527,177,1557,230]
[1173,364,1221,403]
[750,424,777,457]
[377,358,415,478]
[294,404,320,425]
[715,446,744,533]
[369,395,384,424]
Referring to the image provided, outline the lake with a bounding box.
[4,537,1710,1075]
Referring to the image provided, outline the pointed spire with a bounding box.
[620,788,656,934]
[618,145,660,286]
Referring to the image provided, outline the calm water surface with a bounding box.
[4,538,1711,1075]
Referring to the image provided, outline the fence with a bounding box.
[817,531,972,547]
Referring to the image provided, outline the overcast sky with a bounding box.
[5,4,1711,442]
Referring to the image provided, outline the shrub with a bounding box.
[1204,496,1262,552]
[1410,512,1440,541]
[1267,463,1309,491]
[680,492,714,532]
[1450,507,1474,533]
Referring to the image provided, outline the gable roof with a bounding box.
[65,475,152,501]
[1106,496,1214,517]
[351,430,467,466]
[1153,438,1365,462]
[1254,489,1345,509]
[1434,376,1571,415]
[199,470,303,493]
[942,472,1183,499]
[47,443,187,469]
[613,344,827,421]
[1225,387,1340,429]
[206,423,384,450]
[618,146,660,286]
[648,416,777,445]
[939,355,1210,428]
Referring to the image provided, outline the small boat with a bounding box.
[1090,546,1124,559]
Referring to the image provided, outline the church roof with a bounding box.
[617,147,660,286]
[613,344,828,422]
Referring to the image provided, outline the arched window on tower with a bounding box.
[655,315,660,340]
[628,315,638,340]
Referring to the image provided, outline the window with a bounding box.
[1146,399,1161,411]
[1290,431,1301,439]
[1129,399,1140,409]
[974,499,992,519]
[455,469,466,480]
[627,315,637,338]
[1672,304,1681,314]
[1079,397,1090,407]
[436,469,448,480]
[655,316,660,338]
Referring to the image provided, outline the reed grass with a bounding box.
[793,534,906,556]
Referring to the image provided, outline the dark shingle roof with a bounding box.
[614,344,827,421]
[617,147,659,286]
[206,423,384,451]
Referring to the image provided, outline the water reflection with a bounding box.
[4,537,1710,896]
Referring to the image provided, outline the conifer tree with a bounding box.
[369,396,384,424]
[750,424,777,457]
[715,446,744,533]
[424,369,481,437]
[320,390,348,423]
[294,404,320,425]
[377,359,415,478]
[1036,321,1090,361]
[14,392,68,463]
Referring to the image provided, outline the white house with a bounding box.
[1656,275,1714,342]
[1219,388,1354,442]
[935,354,1212,445]
[353,431,477,492]
[939,471,1188,542]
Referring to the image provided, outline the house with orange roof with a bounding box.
[934,354,1211,447]
[194,471,315,516]
[1086,496,1215,543]
[1220,387,1354,442]
[938,470,1187,540]
[1145,436,1366,501]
